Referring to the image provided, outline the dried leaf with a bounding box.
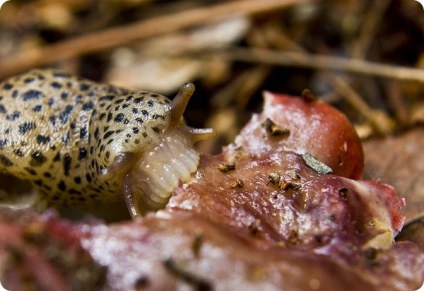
[363,128,424,222]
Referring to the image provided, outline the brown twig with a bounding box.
[0,0,311,79]
[216,47,424,83]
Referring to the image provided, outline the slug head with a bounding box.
[98,83,215,218]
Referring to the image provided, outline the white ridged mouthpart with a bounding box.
[128,130,200,211]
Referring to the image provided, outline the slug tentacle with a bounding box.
[170,83,195,126]
[184,125,216,143]
[100,153,136,181]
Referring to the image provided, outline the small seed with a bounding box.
[230,179,244,188]
[262,118,290,136]
[218,163,235,172]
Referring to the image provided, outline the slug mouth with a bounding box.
[123,129,200,217]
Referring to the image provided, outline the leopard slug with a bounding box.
[0,69,215,218]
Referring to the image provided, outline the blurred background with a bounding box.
[0,0,423,245]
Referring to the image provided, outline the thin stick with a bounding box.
[0,0,310,79]
[351,0,391,59]
[218,47,424,82]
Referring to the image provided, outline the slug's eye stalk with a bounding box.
[170,82,216,142]
[170,83,195,125]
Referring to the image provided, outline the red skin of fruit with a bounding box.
[231,91,364,179]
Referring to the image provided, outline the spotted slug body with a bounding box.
[0,69,214,218]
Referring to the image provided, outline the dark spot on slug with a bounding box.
[12,90,18,98]
[0,105,6,114]
[24,78,35,83]
[132,127,139,134]
[24,167,37,176]
[63,153,72,176]
[51,82,62,89]
[61,92,68,99]
[78,147,87,160]
[32,105,43,112]
[0,155,13,167]
[152,127,161,133]
[76,95,83,104]
[132,108,138,114]
[94,127,100,139]
[123,118,130,124]
[37,135,51,145]
[99,95,115,102]
[114,99,125,104]
[2,115,18,127]
[58,181,66,191]
[82,101,94,111]
[22,90,43,101]
[114,113,124,122]
[19,122,36,135]
[48,98,55,106]
[99,112,106,121]
[3,83,13,90]
[80,126,88,139]
[29,151,47,167]
[74,176,82,184]
[147,100,154,107]
[43,172,52,178]
[59,105,73,124]
[136,117,143,123]
[107,113,113,122]
[80,84,90,91]
[104,131,114,139]
[134,97,144,103]
[49,116,56,126]
[141,110,149,117]
[85,173,92,183]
